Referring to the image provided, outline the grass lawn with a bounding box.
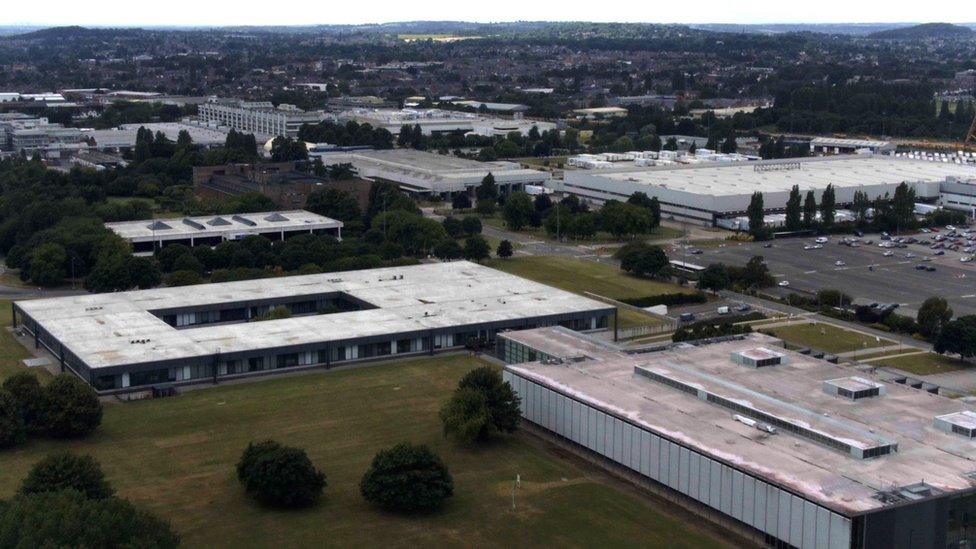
[762,323,894,354]
[0,301,50,381]
[871,352,973,376]
[480,215,683,244]
[486,256,690,329]
[486,256,691,301]
[0,349,728,548]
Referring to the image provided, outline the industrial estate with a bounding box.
[2,15,976,549]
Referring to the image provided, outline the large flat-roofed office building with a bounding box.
[13,262,614,392]
[561,155,976,226]
[500,327,976,548]
[313,148,550,196]
[105,210,343,254]
[197,99,327,139]
[337,108,556,137]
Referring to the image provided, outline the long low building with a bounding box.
[313,148,550,196]
[500,327,976,548]
[105,210,343,254]
[338,108,555,137]
[84,122,229,149]
[560,155,976,226]
[13,262,614,392]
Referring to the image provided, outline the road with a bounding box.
[669,235,976,318]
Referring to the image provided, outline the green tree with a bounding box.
[43,374,102,439]
[803,190,817,227]
[851,190,871,224]
[236,440,326,508]
[891,182,917,232]
[502,191,534,231]
[475,173,498,214]
[461,216,482,236]
[360,443,453,513]
[935,316,976,359]
[440,387,492,444]
[2,373,47,433]
[496,239,514,259]
[698,263,731,292]
[746,191,766,238]
[84,253,131,293]
[785,185,802,231]
[433,239,463,260]
[820,184,836,227]
[917,296,953,339]
[125,256,161,289]
[28,243,68,287]
[615,242,669,279]
[166,270,203,287]
[600,201,653,239]
[305,188,362,223]
[20,453,114,500]
[0,389,26,449]
[0,490,179,548]
[462,235,491,261]
[446,366,521,442]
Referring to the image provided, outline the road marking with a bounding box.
[804,270,817,274]
[962,294,976,299]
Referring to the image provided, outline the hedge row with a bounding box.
[620,292,708,308]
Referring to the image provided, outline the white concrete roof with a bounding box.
[572,156,976,198]
[504,329,976,515]
[314,149,549,192]
[16,262,611,369]
[105,210,342,242]
[84,122,229,148]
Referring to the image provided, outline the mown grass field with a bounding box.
[485,256,693,328]
[0,353,728,548]
[871,352,972,376]
[0,302,50,381]
[762,322,894,354]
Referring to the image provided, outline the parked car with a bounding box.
[778,280,790,287]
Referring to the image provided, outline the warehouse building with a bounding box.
[13,262,614,392]
[84,122,229,150]
[105,210,343,254]
[810,137,895,156]
[500,327,976,548]
[312,148,550,196]
[560,155,976,226]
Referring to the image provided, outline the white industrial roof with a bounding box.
[16,262,611,369]
[504,329,976,515]
[84,122,229,148]
[572,156,976,198]
[105,210,342,242]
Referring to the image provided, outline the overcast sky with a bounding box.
[3,0,976,27]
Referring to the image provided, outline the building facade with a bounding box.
[500,327,976,548]
[197,99,327,138]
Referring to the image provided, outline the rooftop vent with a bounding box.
[232,214,256,227]
[935,411,976,438]
[182,218,206,230]
[146,221,172,231]
[207,216,232,226]
[731,347,787,368]
[824,377,885,401]
[874,482,943,505]
[264,212,289,222]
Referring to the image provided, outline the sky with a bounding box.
[2,0,975,27]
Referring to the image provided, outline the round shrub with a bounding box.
[360,443,453,513]
[20,452,114,500]
[2,372,47,433]
[0,389,27,449]
[236,440,326,508]
[0,489,178,548]
[43,374,102,439]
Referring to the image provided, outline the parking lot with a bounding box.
[670,230,976,318]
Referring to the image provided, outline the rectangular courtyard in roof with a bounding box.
[499,327,976,548]
[105,209,343,254]
[13,262,614,392]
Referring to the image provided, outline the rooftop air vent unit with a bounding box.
[731,347,787,368]
[207,216,232,226]
[264,212,289,222]
[146,221,172,231]
[823,377,886,400]
[935,411,976,439]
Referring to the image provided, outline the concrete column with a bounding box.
[121,373,130,388]
[10,303,15,328]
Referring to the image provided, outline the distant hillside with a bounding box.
[868,23,974,40]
